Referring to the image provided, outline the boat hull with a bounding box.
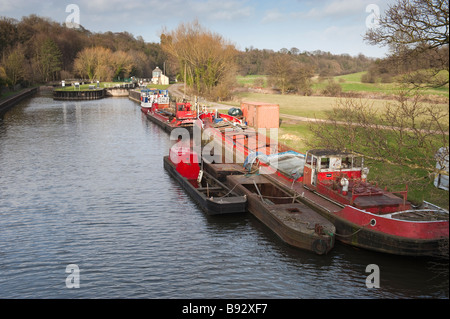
[324,206,448,257]
[141,106,152,113]
[266,175,449,257]
[227,174,335,255]
[163,156,247,215]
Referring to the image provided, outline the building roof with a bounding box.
[307,149,361,157]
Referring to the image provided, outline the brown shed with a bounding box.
[241,102,280,129]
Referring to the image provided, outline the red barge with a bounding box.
[164,146,247,215]
[198,112,449,257]
[144,101,197,133]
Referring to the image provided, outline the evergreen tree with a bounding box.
[33,38,62,83]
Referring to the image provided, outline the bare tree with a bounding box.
[3,44,28,86]
[73,46,135,82]
[364,0,449,50]
[160,20,238,101]
[364,0,449,86]
[267,53,292,94]
[111,50,135,80]
[267,53,314,95]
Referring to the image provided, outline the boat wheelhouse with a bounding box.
[140,89,155,113]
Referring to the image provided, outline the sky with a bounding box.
[0,0,397,58]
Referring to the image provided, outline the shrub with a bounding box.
[322,79,342,96]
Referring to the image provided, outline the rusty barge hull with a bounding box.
[226,174,335,255]
[265,174,448,257]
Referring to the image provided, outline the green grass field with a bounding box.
[333,71,449,97]
[237,71,449,98]
[236,75,268,88]
[230,91,450,127]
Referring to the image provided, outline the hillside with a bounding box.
[237,71,449,99]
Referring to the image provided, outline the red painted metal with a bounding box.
[169,146,200,180]
[335,206,448,239]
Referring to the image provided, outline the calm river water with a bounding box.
[0,93,448,299]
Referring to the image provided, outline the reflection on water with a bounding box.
[0,94,447,299]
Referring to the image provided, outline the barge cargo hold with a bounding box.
[226,174,335,255]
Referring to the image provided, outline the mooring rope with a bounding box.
[217,182,240,198]
[333,222,372,237]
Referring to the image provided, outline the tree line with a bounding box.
[0,14,167,92]
[160,21,374,99]
[1,14,375,99]
[361,45,449,85]
[2,9,447,101]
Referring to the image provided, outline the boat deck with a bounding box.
[163,156,247,215]
[203,161,343,215]
[226,174,335,254]
[202,161,247,181]
[272,176,343,214]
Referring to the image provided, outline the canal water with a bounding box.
[0,93,448,299]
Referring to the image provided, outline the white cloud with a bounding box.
[261,0,369,24]
[187,0,254,21]
[301,0,369,19]
[261,9,284,23]
[0,0,42,14]
[78,0,155,13]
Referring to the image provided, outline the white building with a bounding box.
[151,66,169,85]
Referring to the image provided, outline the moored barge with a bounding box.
[163,146,247,215]
[277,149,449,257]
[226,174,335,255]
[145,101,197,133]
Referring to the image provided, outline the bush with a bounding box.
[380,74,393,83]
[361,72,376,83]
[322,79,342,96]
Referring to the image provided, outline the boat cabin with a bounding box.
[303,149,411,214]
[175,102,196,120]
[303,149,365,188]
